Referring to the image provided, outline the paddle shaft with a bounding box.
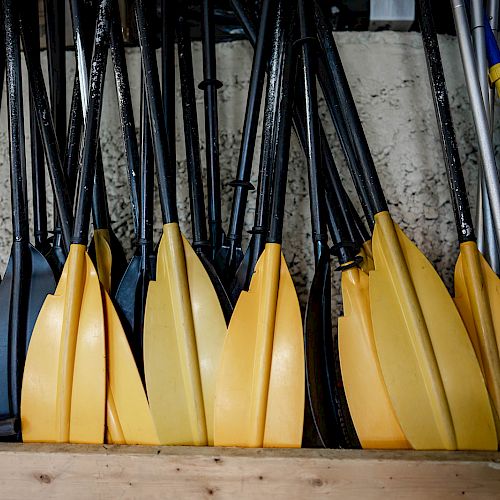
[161,0,176,166]
[27,1,48,250]
[177,13,209,253]
[70,0,111,232]
[451,0,500,248]
[297,0,328,264]
[200,0,223,257]
[419,0,475,243]
[73,0,112,244]
[314,2,387,225]
[19,8,73,252]
[226,0,272,258]
[267,2,296,246]
[109,1,140,236]
[135,0,178,224]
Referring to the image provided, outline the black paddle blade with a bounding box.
[44,236,67,279]
[114,253,156,376]
[0,244,55,439]
[303,250,360,449]
[213,243,245,289]
[229,238,252,304]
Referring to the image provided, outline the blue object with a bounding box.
[484,13,500,67]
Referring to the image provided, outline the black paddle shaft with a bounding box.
[73,0,112,244]
[161,0,176,165]
[70,0,111,232]
[109,0,140,236]
[267,0,297,245]
[419,0,475,243]
[27,0,48,251]
[3,0,30,424]
[19,8,73,252]
[135,0,178,224]
[225,0,273,256]
[314,1,387,226]
[199,0,224,257]
[177,13,210,253]
[296,0,328,264]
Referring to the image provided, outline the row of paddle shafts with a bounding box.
[0,0,499,450]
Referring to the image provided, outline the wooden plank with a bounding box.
[0,445,498,499]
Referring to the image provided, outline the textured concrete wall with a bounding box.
[0,32,493,310]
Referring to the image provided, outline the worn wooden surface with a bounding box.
[0,445,498,499]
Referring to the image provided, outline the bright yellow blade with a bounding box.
[359,240,374,273]
[93,228,112,292]
[454,242,500,420]
[214,243,304,448]
[144,223,226,445]
[21,245,105,443]
[370,211,496,450]
[182,235,227,445]
[339,266,409,449]
[104,291,159,445]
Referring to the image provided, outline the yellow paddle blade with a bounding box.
[93,228,112,292]
[454,243,500,419]
[144,223,226,445]
[338,267,409,449]
[370,211,496,450]
[103,291,159,445]
[214,243,304,448]
[21,245,105,443]
[182,235,227,445]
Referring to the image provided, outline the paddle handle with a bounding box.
[314,2,387,224]
[226,0,272,248]
[73,0,112,244]
[109,0,140,237]
[135,0,178,224]
[267,0,296,245]
[177,12,209,253]
[418,0,475,243]
[200,0,224,257]
[19,7,73,252]
[161,0,177,165]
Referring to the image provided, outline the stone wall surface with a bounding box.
[0,32,494,314]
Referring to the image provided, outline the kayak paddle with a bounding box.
[315,0,496,450]
[419,0,500,422]
[21,0,114,443]
[136,0,226,446]
[214,0,304,448]
[0,0,56,440]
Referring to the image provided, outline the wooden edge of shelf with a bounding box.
[0,444,498,498]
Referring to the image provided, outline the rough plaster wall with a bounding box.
[0,32,492,312]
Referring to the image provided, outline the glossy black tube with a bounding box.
[135,0,177,224]
[200,0,223,257]
[177,12,209,251]
[19,8,73,252]
[72,0,112,244]
[314,3,387,223]
[110,0,140,236]
[267,0,296,245]
[226,0,272,253]
[419,0,475,243]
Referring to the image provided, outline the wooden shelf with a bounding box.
[0,444,498,498]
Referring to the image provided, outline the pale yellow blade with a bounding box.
[21,245,106,443]
[370,211,496,450]
[214,243,304,448]
[104,291,159,445]
[454,242,500,420]
[182,236,227,445]
[339,267,409,449]
[144,223,207,445]
[93,228,112,292]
